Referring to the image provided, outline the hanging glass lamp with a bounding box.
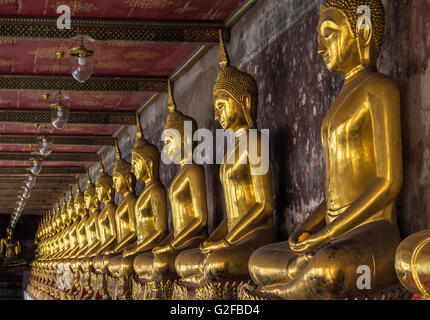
[69,35,95,83]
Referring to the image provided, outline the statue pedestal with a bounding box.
[172,280,251,300]
[131,276,175,300]
[237,281,413,300]
[0,263,29,299]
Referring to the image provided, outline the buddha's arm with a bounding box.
[325,84,402,239]
[169,171,207,250]
[97,206,117,254]
[224,158,273,245]
[289,201,327,243]
[16,241,21,256]
[206,218,228,242]
[126,189,167,256]
[0,239,4,256]
[113,198,138,252]
[295,83,402,252]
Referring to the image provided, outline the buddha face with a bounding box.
[96,184,108,203]
[318,8,361,75]
[163,129,182,162]
[131,155,149,181]
[74,200,84,216]
[113,175,129,194]
[214,90,247,131]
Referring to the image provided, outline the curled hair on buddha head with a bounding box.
[74,177,85,210]
[163,80,198,150]
[96,154,113,188]
[67,185,75,213]
[213,30,258,128]
[133,113,161,179]
[321,0,385,55]
[113,139,134,191]
[84,167,97,200]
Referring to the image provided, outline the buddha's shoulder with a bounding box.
[366,71,400,94]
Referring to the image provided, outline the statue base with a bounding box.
[131,276,174,300]
[172,280,251,300]
[238,282,413,300]
[93,272,111,300]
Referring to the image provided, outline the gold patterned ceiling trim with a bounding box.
[0,167,86,175]
[0,74,167,92]
[0,204,53,210]
[0,135,115,146]
[0,183,70,191]
[0,177,76,184]
[0,17,228,44]
[0,110,136,125]
[0,152,98,162]
[0,168,85,176]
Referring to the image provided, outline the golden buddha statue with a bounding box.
[81,168,101,299]
[395,229,430,299]
[0,226,22,265]
[246,0,403,300]
[174,33,275,298]
[92,156,118,300]
[83,168,102,258]
[133,81,208,299]
[60,188,80,261]
[73,180,90,258]
[113,114,168,300]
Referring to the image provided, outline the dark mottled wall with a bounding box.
[78,0,430,243]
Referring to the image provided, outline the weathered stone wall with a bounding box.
[81,0,430,241]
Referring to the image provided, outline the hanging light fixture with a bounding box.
[28,157,43,175]
[50,51,70,129]
[69,0,95,83]
[25,173,37,189]
[37,136,53,157]
[50,91,70,129]
[69,34,95,83]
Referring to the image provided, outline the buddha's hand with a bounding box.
[152,244,174,254]
[200,239,228,254]
[289,228,331,253]
[122,248,134,258]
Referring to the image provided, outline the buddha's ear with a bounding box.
[146,159,153,177]
[356,15,373,68]
[242,92,254,128]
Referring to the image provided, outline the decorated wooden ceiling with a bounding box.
[0,0,256,215]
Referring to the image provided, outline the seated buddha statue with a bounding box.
[72,180,90,259]
[81,168,101,298]
[105,140,138,299]
[0,227,22,265]
[61,187,81,261]
[133,81,208,293]
[247,0,403,300]
[113,114,168,299]
[174,33,275,295]
[91,156,118,299]
[395,229,430,299]
[83,168,102,258]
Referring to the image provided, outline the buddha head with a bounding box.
[96,155,114,203]
[213,31,258,131]
[74,179,86,217]
[84,168,99,211]
[163,80,198,164]
[132,114,160,182]
[318,0,385,75]
[113,139,134,194]
[58,198,66,227]
[66,186,77,221]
